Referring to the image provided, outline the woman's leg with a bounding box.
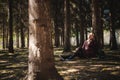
[68,47,84,59]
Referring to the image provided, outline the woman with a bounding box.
[82,33,98,58]
[60,33,100,60]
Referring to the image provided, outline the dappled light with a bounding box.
[53,48,120,80]
[0,49,28,80]
[0,48,120,80]
[0,0,120,80]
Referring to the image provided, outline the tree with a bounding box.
[79,0,85,47]
[108,0,118,50]
[63,0,71,52]
[52,0,61,47]
[91,0,102,48]
[28,0,63,80]
[20,21,25,48]
[8,0,14,53]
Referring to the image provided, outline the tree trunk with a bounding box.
[2,16,5,49]
[5,26,9,48]
[63,0,71,52]
[20,23,25,48]
[75,23,79,47]
[28,0,63,80]
[27,28,29,48]
[99,8,104,48]
[16,29,20,48]
[8,0,14,53]
[53,1,60,47]
[79,0,85,47]
[91,0,102,48]
[54,23,60,47]
[109,1,118,50]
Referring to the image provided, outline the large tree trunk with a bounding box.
[63,0,71,52]
[28,0,63,80]
[8,0,14,53]
[91,0,102,48]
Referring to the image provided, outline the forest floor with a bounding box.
[0,48,120,80]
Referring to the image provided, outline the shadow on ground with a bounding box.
[0,48,120,80]
[0,49,28,80]
[55,49,120,80]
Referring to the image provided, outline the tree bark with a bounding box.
[2,16,5,49]
[16,28,20,48]
[28,0,63,80]
[75,23,79,47]
[54,23,60,47]
[109,1,118,50]
[63,0,71,52]
[91,0,102,48]
[8,0,14,53]
[79,0,85,47]
[20,23,25,48]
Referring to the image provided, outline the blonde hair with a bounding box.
[88,33,94,39]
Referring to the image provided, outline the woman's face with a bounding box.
[88,34,94,40]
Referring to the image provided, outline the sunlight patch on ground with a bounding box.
[90,64,104,67]
[65,60,80,64]
[0,60,8,63]
[111,71,120,75]
[0,70,13,74]
[6,63,26,69]
[72,65,86,69]
[1,74,15,80]
[101,66,120,71]
[89,67,99,71]
[0,54,5,56]
[54,50,63,55]
[60,68,79,74]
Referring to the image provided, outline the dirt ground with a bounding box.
[0,48,120,80]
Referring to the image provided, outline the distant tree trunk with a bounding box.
[53,1,60,47]
[79,0,85,47]
[2,16,5,49]
[20,23,25,48]
[16,28,19,48]
[28,0,63,80]
[109,1,118,50]
[8,0,14,53]
[91,0,102,48]
[54,23,60,47]
[79,25,84,47]
[99,7,104,48]
[60,29,64,46]
[75,23,79,47]
[27,28,29,48]
[5,26,9,48]
[63,0,71,52]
